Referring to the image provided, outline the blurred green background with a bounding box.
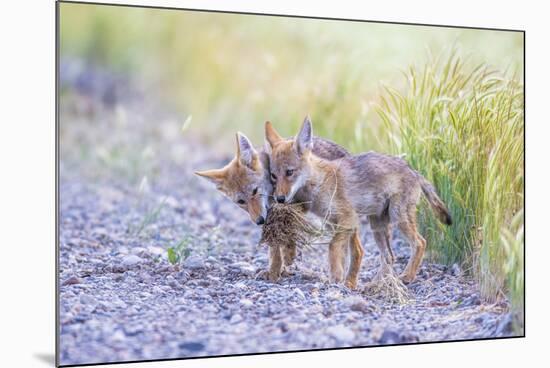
[59,3,524,330]
[60,3,522,152]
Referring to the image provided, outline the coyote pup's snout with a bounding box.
[265,118,313,204]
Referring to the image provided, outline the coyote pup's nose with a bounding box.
[255,215,265,225]
[276,195,286,203]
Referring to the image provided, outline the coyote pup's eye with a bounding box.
[237,199,245,205]
[286,169,294,177]
[271,173,277,181]
[252,187,258,196]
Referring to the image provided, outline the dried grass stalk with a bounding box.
[260,203,323,250]
[363,270,410,305]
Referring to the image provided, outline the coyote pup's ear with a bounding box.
[195,168,226,186]
[295,115,313,155]
[236,132,258,168]
[263,138,272,155]
[265,121,283,148]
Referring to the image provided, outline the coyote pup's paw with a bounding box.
[344,279,358,290]
[281,264,297,277]
[255,269,281,283]
[399,272,415,284]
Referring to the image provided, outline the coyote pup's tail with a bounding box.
[417,173,452,226]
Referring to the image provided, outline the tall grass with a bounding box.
[377,52,524,323]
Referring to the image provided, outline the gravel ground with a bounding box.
[58,61,517,366]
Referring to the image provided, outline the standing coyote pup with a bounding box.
[195,130,348,281]
[265,116,452,288]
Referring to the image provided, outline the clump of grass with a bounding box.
[377,51,523,314]
[363,271,410,305]
[500,209,524,333]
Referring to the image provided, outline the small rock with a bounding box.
[148,246,165,256]
[496,314,515,336]
[111,329,126,342]
[327,325,355,343]
[176,270,190,283]
[230,261,256,276]
[62,276,82,286]
[276,321,289,332]
[234,282,248,290]
[239,298,254,308]
[138,273,152,283]
[130,247,147,255]
[96,301,112,312]
[152,286,164,294]
[230,314,243,324]
[344,296,370,313]
[167,275,179,288]
[463,294,481,306]
[451,263,462,277]
[79,294,96,305]
[164,196,180,208]
[293,288,306,300]
[123,324,144,336]
[184,255,205,270]
[379,329,401,344]
[326,289,342,300]
[474,315,487,324]
[179,341,205,352]
[122,254,143,268]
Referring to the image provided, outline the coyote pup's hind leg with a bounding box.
[369,214,394,281]
[344,229,364,290]
[395,205,426,284]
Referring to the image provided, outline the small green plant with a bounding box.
[167,236,192,265]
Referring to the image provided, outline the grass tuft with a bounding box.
[376,50,524,317]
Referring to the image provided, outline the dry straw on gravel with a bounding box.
[260,203,322,249]
[363,270,411,305]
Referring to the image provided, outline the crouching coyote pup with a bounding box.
[265,116,452,288]
[195,130,348,281]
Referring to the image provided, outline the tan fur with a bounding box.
[266,117,451,286]
[196,129,349,279]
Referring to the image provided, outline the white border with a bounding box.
[1,1,546,367]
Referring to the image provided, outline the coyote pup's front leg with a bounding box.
[328,232,348,284]
[260,242,297,282]
[266,244,283,282]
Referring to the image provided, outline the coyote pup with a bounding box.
[195,131,348,280]
[265,116,452,288]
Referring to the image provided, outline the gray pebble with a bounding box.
[327,325,355,343]
[184,255,205,270]
[122,255,143,268]
[179,341,205,352]
[62,276,82,286]
[79,294,96,305]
